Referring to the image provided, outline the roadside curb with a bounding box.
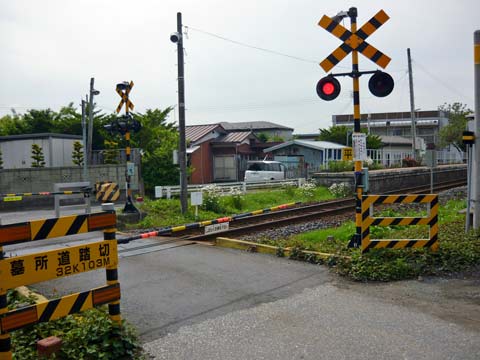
[215,237,347,260]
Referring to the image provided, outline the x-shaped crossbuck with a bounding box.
[319,10,391,73]
[116,81,135,114]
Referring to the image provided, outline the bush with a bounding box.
[201,184,224,213]
[328,182,351,198]
[299,180,316,200]
[227,186,244,210]
[402,156,421,167]
[327,160,354,172]
[11,307,143,359]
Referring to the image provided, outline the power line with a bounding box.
[184,25,319,65]
[413,59,473,102]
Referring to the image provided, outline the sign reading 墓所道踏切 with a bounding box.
[0,240,118,293]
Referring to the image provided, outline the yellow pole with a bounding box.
[0,247,12,360]
[349,8,364,249]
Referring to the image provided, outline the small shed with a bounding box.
[0,133,82,169]
[263,140,346,176]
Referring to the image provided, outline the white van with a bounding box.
[244,161,285,182]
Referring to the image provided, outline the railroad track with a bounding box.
[176,178,466,241]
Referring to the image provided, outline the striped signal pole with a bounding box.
[115,81,138,214]
[0,247,12,360]
[348,7,364,249]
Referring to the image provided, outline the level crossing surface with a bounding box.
[2,208,479,359]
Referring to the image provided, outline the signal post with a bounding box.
[317,7,394,249]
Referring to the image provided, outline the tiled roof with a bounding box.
[219,121,293,131]
[214,131,252,143]
[263,140,345,153]
[185,124,223,142]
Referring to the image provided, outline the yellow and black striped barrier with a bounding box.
[0,284,120,333]
[1,189,91,202]
[0,209,120,359]
[95,182,120,203]
[361,194,438,253]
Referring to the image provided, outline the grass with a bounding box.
[139,187,478,282]
[138,184,335,228]
[265,198,480,282]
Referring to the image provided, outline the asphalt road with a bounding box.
[23,239,480,359]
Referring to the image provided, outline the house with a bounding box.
[186,124,266,184]
[368,136,425,167]
[219,121,294,141]
[0,133,83,169]
[263,140,346,177]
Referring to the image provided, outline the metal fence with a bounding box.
[91,148,141,165]
[155,178,306,199]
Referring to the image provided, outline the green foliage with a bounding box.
[131,108,179,193]
[299,180,316,200]
[256,133,269,142]
[72,141,84,166]
[139,185,335,228]
[31,144,46,167]
[201,184,224,213]
[438,102,472,152]
[327,160,353,172]
[274,198,479,282]
[103,140,119,164]
[328,182,351,198]
[11,308,143,359]
[318,125,382,149]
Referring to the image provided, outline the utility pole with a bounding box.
[407,48,417,160]
[173,12,188,214]
[81,99,88,181]
[88,78,100,164]
[473,30,480,229]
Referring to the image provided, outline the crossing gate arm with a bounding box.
[361,194,439,252]
[0,212,116,246]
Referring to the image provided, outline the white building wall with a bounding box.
[0,137,82,169]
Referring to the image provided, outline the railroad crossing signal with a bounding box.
[316,9,394,100]
[318,10,391,72]
[316,76,341,101]
[116,81,134,114]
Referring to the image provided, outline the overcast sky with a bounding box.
[1,0,478,134]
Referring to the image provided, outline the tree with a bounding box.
[31,144,46,167]
[102,140,119,164]
[318,125,382,149]
[72,141,84,166]
[438,102,472,152]
[130,108,180,193]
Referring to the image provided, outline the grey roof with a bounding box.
[185,124,224,142]
[219,121,293,131]
[0,133,82,141]
[263,140,345,153]
[380,136,413,145]
[213,131,253,143]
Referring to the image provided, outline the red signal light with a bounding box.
[316,76,341,101]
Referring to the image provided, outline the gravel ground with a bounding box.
[239,187,467,243]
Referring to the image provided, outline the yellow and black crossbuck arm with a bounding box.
[318,9,391,72]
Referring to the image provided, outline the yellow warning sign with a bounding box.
[342,147,353,161]
[0,240,118,292]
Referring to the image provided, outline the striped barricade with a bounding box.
[0,209,120,359]
[361,194,439,253]
[95,182,120,203]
